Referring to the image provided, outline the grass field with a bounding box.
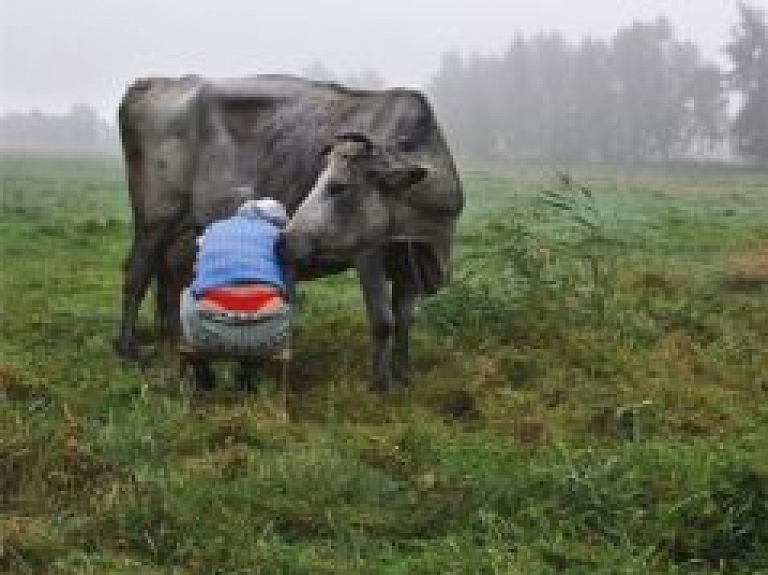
[2,155,768,573]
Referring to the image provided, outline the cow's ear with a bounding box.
[376,163,428,194]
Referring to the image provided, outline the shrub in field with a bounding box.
[666,465,768,568]
[423,172,622,347]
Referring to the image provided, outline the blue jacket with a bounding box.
[190,213,288,298]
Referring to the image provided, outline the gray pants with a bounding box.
[180,288,290,355]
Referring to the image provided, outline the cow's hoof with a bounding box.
[234,363,258,393]
[113,338,143,363]
[371,375,398,394]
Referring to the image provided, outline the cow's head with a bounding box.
[283,132,428,262]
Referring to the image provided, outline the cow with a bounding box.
[115,74,463,389]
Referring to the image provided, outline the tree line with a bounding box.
[428,4,767,165]
[1,5,764,165]
[0,104,117,153]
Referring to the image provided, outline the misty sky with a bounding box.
[0,0,754,119]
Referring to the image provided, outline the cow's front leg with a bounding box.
[392,281,416,385]
[356,252,395,391]
[154,268,184,344]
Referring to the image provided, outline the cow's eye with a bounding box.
[326,181,350,197]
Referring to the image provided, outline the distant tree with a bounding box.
[531,33,576,160]
[430,51,498,160]
[302,61,336,83]
[0,104,116,152]
[611,18,675,160]
[428,18,725,164]
[572,38,616,161]
[67,104,111,148]
[685,64,728,152]
[725,3,768,163]
[497,35,538,160]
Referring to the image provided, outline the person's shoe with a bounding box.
[235,360,258,392]
[191,360,215,391]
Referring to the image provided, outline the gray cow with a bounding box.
[116,74,463,389]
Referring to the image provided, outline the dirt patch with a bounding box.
[721,246,768,291]
[0,362,56,403]
[0,516,66,571]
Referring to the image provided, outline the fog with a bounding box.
[0,0,743,117]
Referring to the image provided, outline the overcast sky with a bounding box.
[0,0,755,119]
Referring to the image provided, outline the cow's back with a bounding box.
[120,74,461,226]
[192,75,463,222]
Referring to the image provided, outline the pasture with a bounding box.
[2,155,768,573]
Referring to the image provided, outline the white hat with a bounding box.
[238,197,288,227]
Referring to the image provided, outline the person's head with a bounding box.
[238,198,289,228]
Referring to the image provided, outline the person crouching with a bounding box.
[180,198,293,390]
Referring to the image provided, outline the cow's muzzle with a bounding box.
[281,228,317,264]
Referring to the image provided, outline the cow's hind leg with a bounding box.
[115,239,153,361]
[115,218,180,362]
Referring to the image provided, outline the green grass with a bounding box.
[2,155,768,573]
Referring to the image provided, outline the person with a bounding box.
[180,197,293,390]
